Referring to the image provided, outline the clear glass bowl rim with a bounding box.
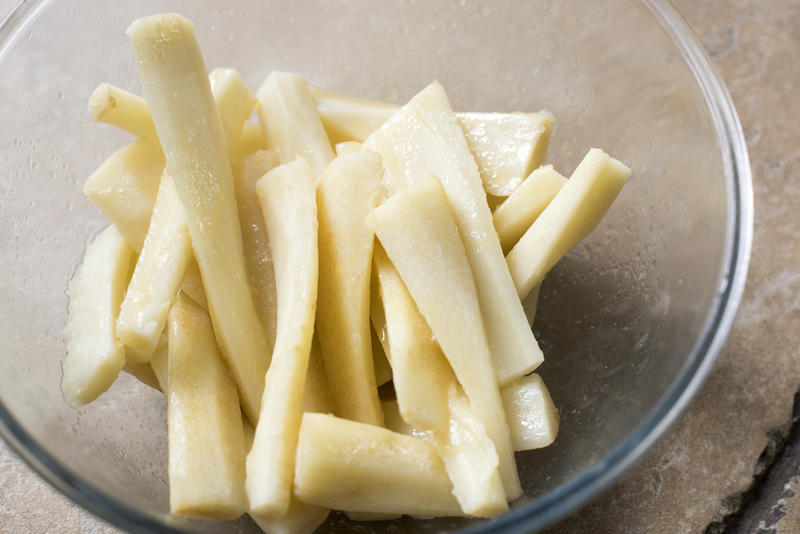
[0,0,754,532]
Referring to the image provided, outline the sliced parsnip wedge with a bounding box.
[302,335,334,414]
[363,82,541,387]
[458,111,553,196]
[315,153,384,425]
[371,328,393,387]
[83,138,164,251]
[247,158,318,517]
[167,295,247,519]
[210,67,257,161]
[179,261,207,310]
[523,285,541,326]
[334,141,362,156]
[117,173,192,359]
[493,165,567,253]
[251,498,330,534]
[502,373,559,451]
[88,83,158,140]
[294,413,461,516]
[235,122,268,162]
[232,150,280,348]
[366,177,520,499]
[62,225,133,407]
[312,88,397,144]
[149,331,169,392]
[507,148,632,298]
[129,13,269,424]
[372,243,450,430]
[256,72,334,176]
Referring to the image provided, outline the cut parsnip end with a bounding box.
[62,225,133,407]
[502,374,559,451]
[364,81,542,387]
[167,295,247,519]
[129,13,269,424]
[210,67,257,161]
[235,122,268,162]
[117,173,192,359]
[88,83,158,140]
[312,88,397,144]
[507,148,632,298]
[256,72,334,176]
[294,413,461,516]
[334,140,362,156]
[82,138,165,252]
[493,165,567,254]
[366,177,520,499]
[250,499,330,534]
[315,152,384,425]
[247,158,318,517]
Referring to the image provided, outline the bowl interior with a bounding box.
[0,0,737,532]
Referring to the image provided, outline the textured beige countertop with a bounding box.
[2,0,799,533]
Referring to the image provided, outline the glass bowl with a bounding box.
[0,0,752,532]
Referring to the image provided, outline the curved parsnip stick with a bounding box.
[506,148,631,298]
[366,177,520,499]
[128,13,268,424]
[88,83,158,140]
[62,225,133,406]
[210,67,257,161]
[247,158,318,517]
[315,153,384,425]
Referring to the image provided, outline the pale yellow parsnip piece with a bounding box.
[256,72,334,176]
[88,83,158,140]
[315,152,383,425]
[122,361,160,390]
[128,13,268,424]
[247,158,318,517]
[371,328,393,387]
[366,177,520,499]
[235,123,268,162]
[124,332,167,392]
[294,413,461,516]
[149,331,169,392]
[502,373,559,451]
[117,172,192,359]
[210,67,256,161]
[62,225,133,406]
[311,88,396,144]
[302,335,334,414]
[180,262,208,310]
[334,140,362,156]
[523,285,541,326]
[363,81,542,387]
[494,165,567,253]
[507,148,632,298]
[232,150,280,348]
[371,243,449,430]
[167,295,247,519]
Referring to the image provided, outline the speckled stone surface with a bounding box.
[1,1,799,533]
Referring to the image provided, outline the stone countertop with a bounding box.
[1,0,799,533]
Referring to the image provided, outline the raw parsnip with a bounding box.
[256,72,334,176]
[167,295,247,519]
[366,177,520,499]
[302,335,334,414]
[334,141,362,156]
[501,374,559,451]
[315,153,384,425]
[294,413,461,516]
[180,262,208,310]
[370,328,393,387]
[116,172,192,359]
[312,88,396,144]
[364,81,542,387]
[507,148,631,298]
[62,225,133,406]
[128,13,269,424]
[236,122,268,162]
[88,83,158,140]
[210,67,256,161]
[247,158,318,517]
[494,165,567,253]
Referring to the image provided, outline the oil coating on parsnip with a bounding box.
[363,82,543,388]
[62,225,133,406]
[294,413,461,516]
[507,148,632,298]
[315,152,384,426]
[256,72,334,177]
[167,295,247,519]
[116,173,192,360]
[366,177,521,499]
[127,13,268,424]
[246,158,318,518]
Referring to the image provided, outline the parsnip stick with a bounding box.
[62,225,133,406]
[315,153,384,425]
[251,499,329,534]
[334,140,362,156]
[247,158,318,517]
[232,150,280,348]
[235,122,268,162]
[256,72,334,176]
[366,177,520,499]
[493,165,566,253]
[117,172,192,360]
[167,295,247,519]
[507,148,631,298]
[179,262,208,310]
[88,83,158,140]
[364,81,542,387]
[294,413,461,516]
[128,13,268,423]
[302,335,333,414]
[501,373,559,451]
[210,67,257,161]
[371,328,393,387]
[311,88,396,144]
